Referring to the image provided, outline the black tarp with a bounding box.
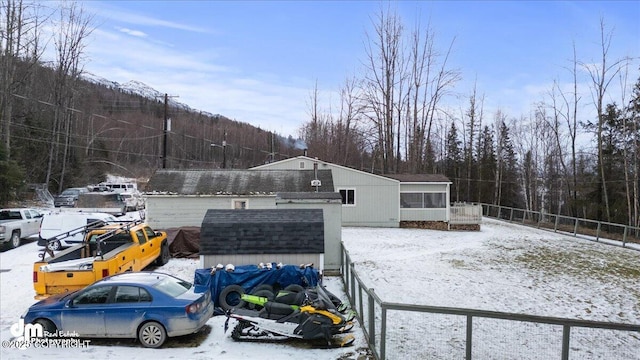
[164,227,200,258]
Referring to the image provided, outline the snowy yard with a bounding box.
[1,217,639,359]
[342,218,640,359]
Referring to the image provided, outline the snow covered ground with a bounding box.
[342,218,640,359]
[1,216,639,359]
[0,212,369,360]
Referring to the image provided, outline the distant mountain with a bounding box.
[81,72,217,117]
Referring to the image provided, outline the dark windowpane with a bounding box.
[144,226,156,239]
[115,286,140,303]
[74,286,113,305]
[401,193,422,208]
[139,288,152,302]
[136,230,147,245]
[114,286,151,303]
[424,193,446,208]
[339,189,347,204]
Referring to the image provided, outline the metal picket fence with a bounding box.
[340,245,640,360]
[480,203,640,249]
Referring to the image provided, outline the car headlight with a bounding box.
[0,225,5,233]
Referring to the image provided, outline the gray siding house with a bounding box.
[252,156,451,227]
[143,169,343,271]
[144,169,335,228]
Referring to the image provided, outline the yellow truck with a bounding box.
[33,220,170,299]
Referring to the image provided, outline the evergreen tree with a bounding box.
[496,121,520,208]
[445,121,463,201]
[478,125,496,204]
[626,75,640,227]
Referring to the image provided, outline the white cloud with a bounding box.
[83,2,212,34]
[116,26,147,38]
[83,21,310,138]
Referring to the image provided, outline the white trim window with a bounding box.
[338,188,356,206]
[232,199,248,209]
[400,192,446,209]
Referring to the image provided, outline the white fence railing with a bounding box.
[449,203,483,224]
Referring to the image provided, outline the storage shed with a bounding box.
[275,192,342,272]
[199,209,325,271]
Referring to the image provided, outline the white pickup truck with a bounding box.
[0,208,44,249]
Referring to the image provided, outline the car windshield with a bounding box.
[152,276,192,297]
[61,189,79,196]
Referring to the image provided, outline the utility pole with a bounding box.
[222,129,227,169]
[161,93,178,169]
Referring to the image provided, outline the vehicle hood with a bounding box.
[29,292,77,311]
[55,195,76,199]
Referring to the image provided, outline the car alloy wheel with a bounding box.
[138,321,166,348]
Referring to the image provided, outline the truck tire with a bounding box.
[284,284,305,293]
[219,285,245,310]
[155,243,170,266]
[9,231,21,249]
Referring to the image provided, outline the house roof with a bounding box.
[145,169,334,195]
[254,156,451,183]
[382,173,451,183]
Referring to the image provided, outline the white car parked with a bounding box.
[37,212,119,251]
[120,192,145,211]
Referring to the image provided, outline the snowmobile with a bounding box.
[240,284,356,323]
[224,285,356,348]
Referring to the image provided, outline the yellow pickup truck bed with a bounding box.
[33,221,169,298]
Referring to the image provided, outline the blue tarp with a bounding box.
[193,263,319,308]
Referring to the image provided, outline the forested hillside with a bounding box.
[1,1,638,228]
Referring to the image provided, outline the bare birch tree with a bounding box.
[581,18,630,222]
[362,6,403,173]
[618,67,638,227]
[0,0,47,158]
[406,18,460,174]
[44,0,94,191]
[336,76,364,166]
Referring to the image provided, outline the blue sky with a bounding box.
[78,1,640,138]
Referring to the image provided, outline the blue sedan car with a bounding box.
[22,271,214,348]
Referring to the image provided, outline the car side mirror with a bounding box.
[65,299,74,308]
